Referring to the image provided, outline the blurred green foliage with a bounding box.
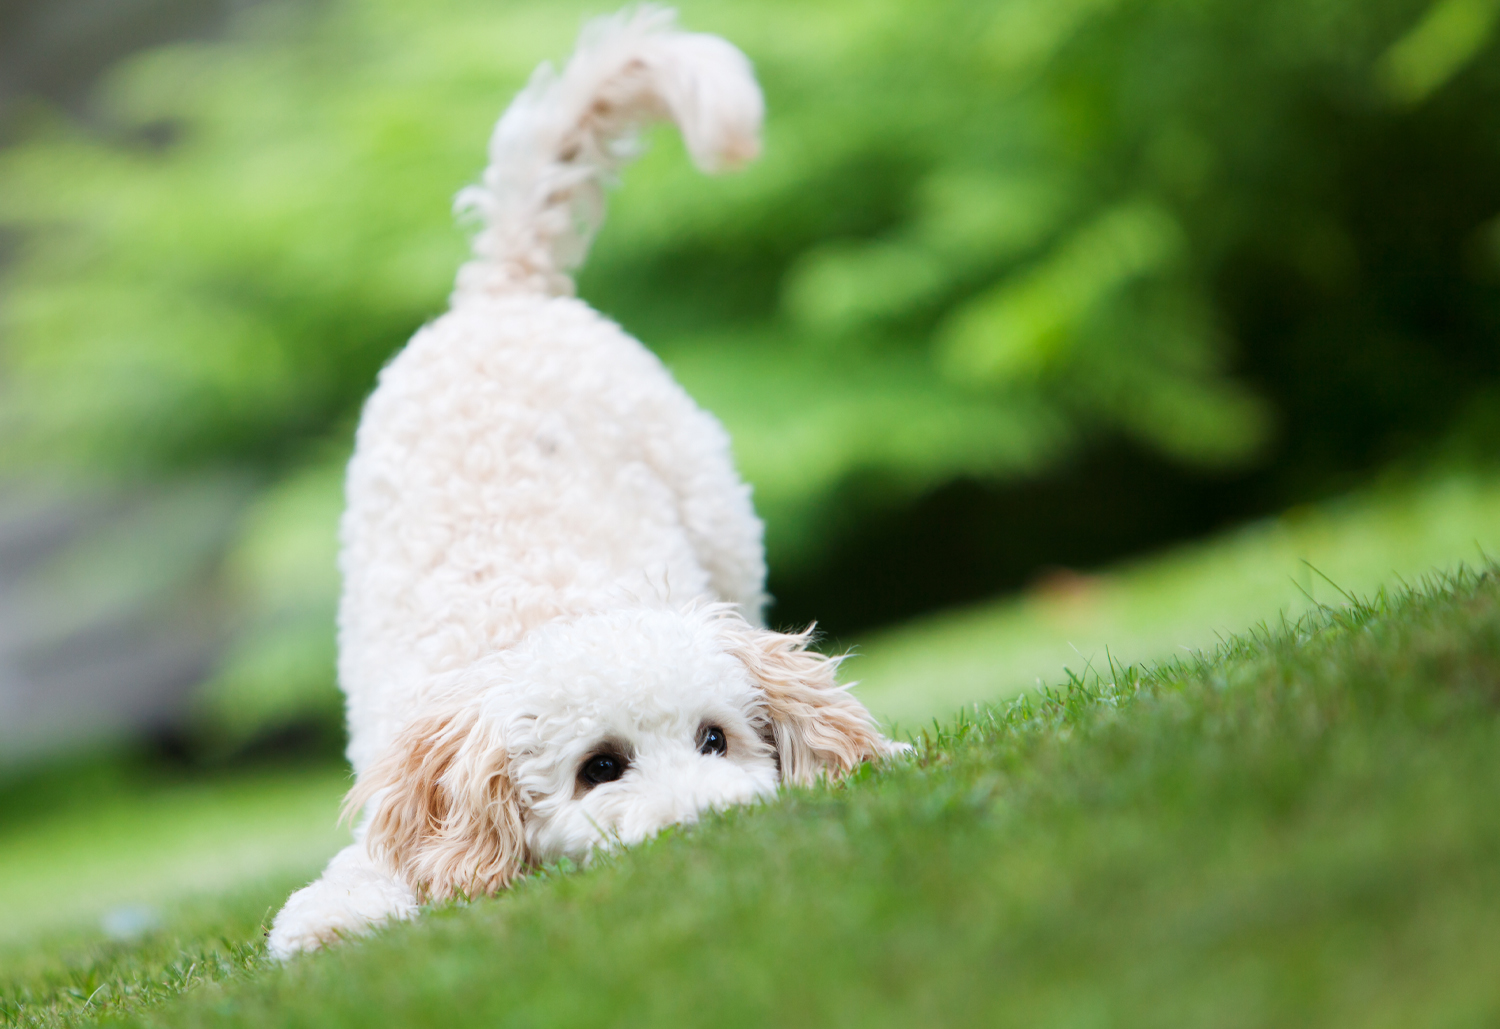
[4,0,1500,743]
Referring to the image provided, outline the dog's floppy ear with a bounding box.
[719,619,903,786]
[344,700,527,902]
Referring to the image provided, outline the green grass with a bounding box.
[9,469,1500,1027]
[855,468,1500,727]
[0,763,348,946]
[7,567,1499,1027]
[0,878,303,1028]
[0,763,347,1027]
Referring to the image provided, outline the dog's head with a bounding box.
[347,605,900,901]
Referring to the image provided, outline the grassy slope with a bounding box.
[48,568,1495,1028]
[0,765,348,947]
[1,878,303,1029]
[855,469,1500,727]
[5,470,1496,944]
[5,472,1500,1026]
[0,765,347,1027]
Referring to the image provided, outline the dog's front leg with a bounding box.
[266,842,418,960]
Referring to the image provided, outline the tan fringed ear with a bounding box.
[344,701,528,902]
[720,620,904,786]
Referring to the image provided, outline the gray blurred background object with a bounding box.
[0,480,250,762]
[0,0,259,761]
[0,0,256,124]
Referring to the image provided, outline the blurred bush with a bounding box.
[3,0,1500,746]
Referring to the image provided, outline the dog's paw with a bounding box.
[265,887,343,961]
[266,844,419,960]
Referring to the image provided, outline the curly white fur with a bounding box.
[453,5,762,299]
[267,8,900,962]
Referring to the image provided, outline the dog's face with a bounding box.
[350,605,897,901]
[500,608,782,861]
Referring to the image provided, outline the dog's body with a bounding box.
[267,9,899,960]
[338,292,766,778]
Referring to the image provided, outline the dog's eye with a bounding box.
[698,725,728,757]
[579,753,626,787]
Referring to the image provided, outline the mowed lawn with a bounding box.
[0,766,347,1028]
[0,767,348,948]
[8,471,1500,1026]
[855,469,1500,727]
[7,563,1500,1026]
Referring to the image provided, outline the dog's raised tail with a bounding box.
[452,7,762,300]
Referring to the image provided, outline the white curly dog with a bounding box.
[266,8,902,959]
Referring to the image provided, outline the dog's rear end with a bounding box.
[268,8,900,962]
